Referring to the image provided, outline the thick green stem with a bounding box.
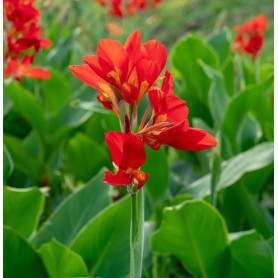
[235,54,245,92]
[254,57,260,84]
[130,188,144,278]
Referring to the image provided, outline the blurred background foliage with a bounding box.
[4,0,274,277]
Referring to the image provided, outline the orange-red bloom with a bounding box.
[231,14,268,59]
[4,0,52,81]
[103,132,149,189]
[69,30,167,114]
[96,0,163,17]
[137,71,217,151]
[4,55,51,82]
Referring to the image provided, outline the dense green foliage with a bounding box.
[4,1,273,277]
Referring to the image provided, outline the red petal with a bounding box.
[141,40,167,75]
[161,70,174,96]
[103,170,132,186]
[97,38,129,82]
[160,127,217,151]
[105,132,146,170]
[69,64,107,89]
[82,55,108,82]
[25,67,51,79]
[124,30,142,64]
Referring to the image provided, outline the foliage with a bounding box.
[3,1,273,277]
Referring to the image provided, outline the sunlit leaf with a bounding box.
[151,200,231,277]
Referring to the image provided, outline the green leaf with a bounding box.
[4,82,45,133]
[65,133,110,181]
[171,34,218,104]
[183,142,274,198]
[4,227,48,278]
[220,183,273,238]
[228,230,274,278]
[236,114,262,152]
[207,30,231,64]
[222,56,235,96]
[142,146,169,201]
[3,145,14,182]
[3,92,13,116]
[206,69,230,129]
[42,70,71,112]
[71,196,131,278]
[32,169,111,248]
[85,112,120,144]
[151,200,231,278]
[221,75,274,149]
[4,187,45,239]
[38,240,89,278]
[4,135,44,181]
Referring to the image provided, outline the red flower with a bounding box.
[109,0,123,17]
[231,14,268,59]
[4,0,52,81]
[103,132,149,189]
[4,55,51,82]
[137,71,217,151]
[96,0,163,17]
[69,30,167,112]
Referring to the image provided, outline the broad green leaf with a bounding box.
[171,34,218,104]
[65,133,110,181]
[228,230,274,278]
[238,184,273,238]
[4,187,45,239]
[47,33,75,71]
[38,240,89,278]
[4,82,45,133]
[3,92,13,116]
[85,112,120,144]
[236,114,262,152]
[4,135,44,181]
[4,227,48,278]
[142,146,169,201]
[33,170,111,247]
[219,183,273,238]
[221,75,274,149]
[205,70,230,129]
[183,142,274,198]
[71,197,131,278]
[42,70,71,112]
[3,145,14,182]
[221,55,235,96]
[207,30,231,64]
[151,200,230,278]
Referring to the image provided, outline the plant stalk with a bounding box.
[129,187,144,278]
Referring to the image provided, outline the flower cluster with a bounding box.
[231,14,268,60]
[4,0,52,81]
[69,30,217,190]
[96,0,162,17]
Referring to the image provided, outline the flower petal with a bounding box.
[69,64,107,89]
[103,170,132,186]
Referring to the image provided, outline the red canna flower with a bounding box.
[231,14,268,59]
[69,30,167,113]
[95,0,163,17]
[4,55,51,82]
[4,0,52,81]
[137,71,217,151]
[103,132,149,189]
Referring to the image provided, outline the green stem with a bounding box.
[254,57,260,84]
[130,188,144,278]
[235,53,245,92]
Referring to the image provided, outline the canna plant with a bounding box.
[69,30,217,277]
[4,0,52,81]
